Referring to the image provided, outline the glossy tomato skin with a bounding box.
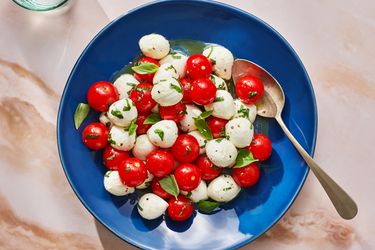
[171,134,200,163]
[135,112,152,135]
[167,195,194,221]
[232,163,260,187]
[146,150,175,177]
[82,122,109,150]
[235,75,264,104]
[87,81,119,112]
[190,78,216,105]
[129,83,156,112]
[248,134,272,161]
[185,54,212,80]
[174,163,201,191]
[179,78,193,104]
[102,145,130,170]
[196,155,222,181]
[151,178,172,199]
[118,158,147,187]
[134,57,160,83]
[159,102,187,123]
[207,117,228,139]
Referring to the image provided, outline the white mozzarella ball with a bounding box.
[108,126,136,151]
[153,63,179,85]
[159,52,188,78]
[208,175,241,202]
[181,180,208,203]
[132,134,157,160]
[225,118,254,148]
[113,74,139,99]
[108,98,137,127]
[151,104,159,113]
[203,45,234,80]
[210,74,228,91]
[180,104,202,132]
[204,90,235,120]
[205,138,237,167]
[136,171,154,189]
[104,171,135,196]
[151,78,183,107]
[137,193,169,220]
[188,131,207,154]
[99,112,112,129]
[139,34,170,60]
[233,99,257,123]
[147,120,178,148]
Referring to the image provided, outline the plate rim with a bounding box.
[56,0,318,249]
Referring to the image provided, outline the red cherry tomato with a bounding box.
[146,150,175,177]
[102,145,130,170]
[171,134,200,163]
[174,163,201,191]
[248,134,272,161]
[207,117,228,139]
[179,78,192,104]
[159,102,187,123]
[82,122,109,150]
[196,155,222,181]
[232,163,260,187]
[87,81,119,112]
[151,178,172,199]
[129,83,156,112]
[118,158,147,187]
[167,195,194,221]
[133,57,160,82]
[189,78,216,105]
[235,75,264,104]
[135,112,152,135]
[185,54,212,80]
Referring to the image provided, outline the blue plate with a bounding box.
[57,1,317,249]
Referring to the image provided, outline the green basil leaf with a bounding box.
[74,103,90,129]
[111,110,123,119]
[123,99,132,111]
[132,62,159,74]
[143,113,161,125]
[248,91,258,98]
[197,200,221,213]
[154,129,164,141]
[214,97,224,102]
[199,110,213,119]
[159,175,179,199]
[194,118,213,140]
[170,83,182,93]
[238,105,249,119]
[206,46,214,58]
[234,149,259,168]
[128,121,138,136]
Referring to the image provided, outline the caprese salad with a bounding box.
[74,33,272,222]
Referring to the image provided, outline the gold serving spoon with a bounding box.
[232,59,357,220]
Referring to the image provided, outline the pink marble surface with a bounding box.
[0,0,374,249]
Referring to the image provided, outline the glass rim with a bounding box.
[12,0,69,11]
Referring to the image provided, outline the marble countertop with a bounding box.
[0,0,374,249]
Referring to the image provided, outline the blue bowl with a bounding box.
[57,1,317,249]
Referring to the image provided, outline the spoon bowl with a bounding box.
[232,59,358,220]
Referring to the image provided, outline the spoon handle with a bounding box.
[275,115,358,219]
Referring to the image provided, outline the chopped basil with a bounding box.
[199,110,213,119]
[186,191,192,198]
[238,105,249,119]
[143,113,161,125]
[165,65,175,71]
[85,134,99,139]
[154,129,164,141]
[206,46,214,58]
[111,109,123,119]
[177,109,188,116]
[222,187,232,191]
[179,205,188,216]
[170,83,182,93]
[108,134,116,145]
[210,75,216,84]
[123,99,131,111]
[219,127,226,137]
[126,82,137,88]
[234,149,259,168]
[248,91,258,98]
[197,200,221,213]
[125,166,130,173]
[194,117,213,140]
[211,59,216,66]
[105,122,111,128]
[128,121,138,136]
[215,138,224,143]
[74,103,90,129]
[159,175,179,199]
[186,146,191,154]
[104,171,111,177]
[210,164,221,172]
[214,96,224,102]
[136,85,152,91]
[217,82,226,90]
[106,155,115,161]
[137,204,144,211]
[132,62,159,74]
[171,54,182,59]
